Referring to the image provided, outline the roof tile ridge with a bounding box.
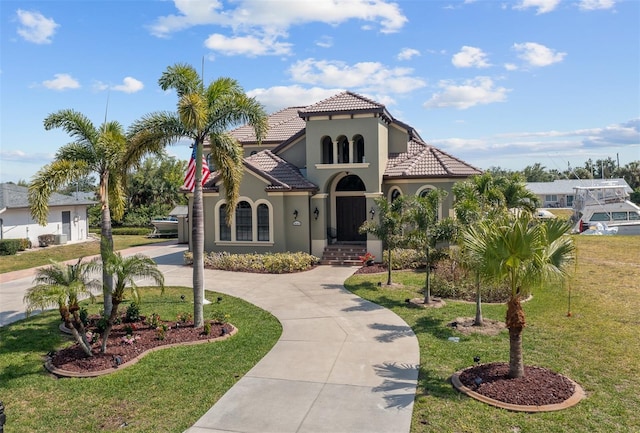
[401,147,429,176]
[431,146,483,173]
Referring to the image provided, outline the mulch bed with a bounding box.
[353,263,388,274]
[51,319,233,373]
[458,362,576,406]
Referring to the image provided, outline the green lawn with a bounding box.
[344,235,640,433]
[0,287,281,432]
[0,235,169,274]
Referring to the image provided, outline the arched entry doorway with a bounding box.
[334,174,367,243]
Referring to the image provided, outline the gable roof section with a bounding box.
[0,183,96,211]
[207,150,317,192]
[385,139,482,178]
[230,107,306,145]
[298,91,390,121]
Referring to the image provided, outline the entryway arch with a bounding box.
[330,173,367,243]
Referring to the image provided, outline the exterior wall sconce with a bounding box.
[313,207,319,220]
[293,209,299,220]
[369,207,376,219]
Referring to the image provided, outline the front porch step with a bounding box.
[320,244,367,266]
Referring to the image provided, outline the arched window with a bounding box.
[354,135,365,163]
[337,136,349,163]
[219,204,231,241]
[235,201,252,241]
[390,187,402,202]
[419,187,434,198]
[321,136,333,164]
[257,204,269,241]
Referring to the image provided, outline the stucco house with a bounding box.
[191,91,481,261]
[0,183,95,246]
[526,178,632,208]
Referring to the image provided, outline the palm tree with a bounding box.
[29,110,131,317]
[359,196,407,286]
[128,63,268,327]
[462,214,575,378]
[24,258,101,357]
[100,251,165,353]
[404,191,450,304]
[501,173,539,213]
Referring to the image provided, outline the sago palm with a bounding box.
[24,258,101,357]
[128,63,267,327]
[99,251,165,353]
[29,110,129,317]
[462,214,575,378]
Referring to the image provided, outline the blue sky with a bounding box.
[1,0,638,184]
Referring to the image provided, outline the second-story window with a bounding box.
[322,136,333,164]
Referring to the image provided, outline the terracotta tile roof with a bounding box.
[385,139,482,178]
[207,150,317,192]
[230,107,305,145]
[298,91,387,117]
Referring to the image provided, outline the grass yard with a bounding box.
[0,235,169,274]
[0,287,281,432]
[344,235,640,433]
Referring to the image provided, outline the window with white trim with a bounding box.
[235,201,252,241]
[257,204,269,241]
[219,204,231,241]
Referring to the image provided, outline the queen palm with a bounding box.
[24,258,101,357]
[29,110,132,317]
[128,63,267,327]
[462,214,575,378]
[99,251,164,353]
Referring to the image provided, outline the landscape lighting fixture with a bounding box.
[293,209,299,219]
[369,207,376,219]
[314,207,320,220]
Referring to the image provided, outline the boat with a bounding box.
[571,183,640,235]
[150,216,179,237]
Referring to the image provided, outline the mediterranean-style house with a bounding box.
[192,91,481,261]
[0,183,95,246]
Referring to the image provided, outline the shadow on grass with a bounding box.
[416,365,459,400]
[412,315,456,341]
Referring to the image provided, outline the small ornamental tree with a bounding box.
[24,258,101,357]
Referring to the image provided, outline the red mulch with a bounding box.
[353,263,388,274]
[458,362,576,406]
[51,319,233,373]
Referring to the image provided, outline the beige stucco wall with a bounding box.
[382,179,458,218]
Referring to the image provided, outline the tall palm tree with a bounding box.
[100,251,164,353]
[462,214,575,378]
[29,110,131,317]
[359,196,407,286]
[128,63,268,327]
[24,258,101,357]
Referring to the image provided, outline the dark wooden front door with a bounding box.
[336,196,366,242]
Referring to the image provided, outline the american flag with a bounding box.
[182,147,211,192]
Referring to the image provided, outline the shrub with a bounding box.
[186,251,319,273]
[0,239,21,255]
[147,312,161,328]
[430,257,510,303]
[382,248,427,270]
[203,321,212,335]
[37,234,56,247]
[18,238,31,251]
[125,302,140,323]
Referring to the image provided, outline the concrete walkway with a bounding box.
[0,242,420,433]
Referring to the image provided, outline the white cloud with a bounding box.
[513,42,566,67]
[397,48,420,61]
[112,77,144,93]
[149,0,407,38]
[578,0,615,11]
[315,36,333,48]
[204,33,292,56]
[504,63,518,71]
[288,58,426,94]
[42,73,80,91]
[16,9,59,44]
[423,77,509,110]
[248,85,343,113]
[452,46,490,68]
[513,0,561,14]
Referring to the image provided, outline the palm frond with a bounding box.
[158,63,202,97]
[209,132,244,223]
[43,109,98,146]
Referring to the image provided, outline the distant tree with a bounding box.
[16,179,29,187]
[57,175,97,196]
[616,160,640,190]
[502,173,539,212]
[486,166,515,177]
[523,163,554,182]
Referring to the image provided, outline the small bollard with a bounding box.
[0,401,6,433]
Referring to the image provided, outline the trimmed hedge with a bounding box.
[0,239,22,256]
[183,251,319,274]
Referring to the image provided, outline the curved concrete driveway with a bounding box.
[0,242,420,433]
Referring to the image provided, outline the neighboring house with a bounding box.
[0,183,96,246]
[193,91,482,259]
[526,178,632,208]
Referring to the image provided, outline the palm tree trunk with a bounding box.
[60,307,92,357]
[386,249,392,286]
[192,142,205,328]
[424,247,431,304]
[100,300,121,354]
[100,173,114,317]
[506,296,526,378]
[473,271,483,326]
